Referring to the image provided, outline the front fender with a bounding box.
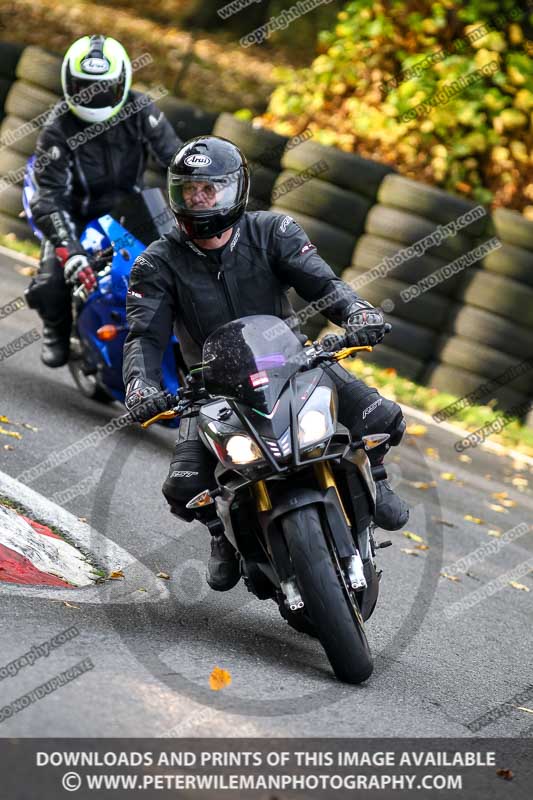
[262,485,357,575]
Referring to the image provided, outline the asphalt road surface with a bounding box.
[1,249,532,738]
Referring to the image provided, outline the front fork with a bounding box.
[254,464,369,609]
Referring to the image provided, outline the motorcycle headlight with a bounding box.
[299,409,328,445]
[298,386,336,448]
[226,434,263,465]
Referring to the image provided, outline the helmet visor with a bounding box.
[168,173,245,213]
[65,74,126,109]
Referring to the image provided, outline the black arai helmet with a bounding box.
[167,136,250,238]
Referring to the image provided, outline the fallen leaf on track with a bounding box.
[62,601,80,609]
[458,454,472,463]
[509,581,530,592]
[488,503,507,513]
[515,706,533,714]
[108,570,124,580]
[409,480,437,490]
[157,572,170,580]
[464,515,484,525]
[440,472,456,481]
[403,530,424,543]
[406,424,427,436]
[441,572,460,582]
[400,548,420,557]
[432,518,456,527]
[21,422,39,431]
[0,426,22,439]
[488,529,502,537]
[415,544,429,551]
[425,447,439,459]
[209,667,232,691]
[496,769,513,781]
[511,476,528,488]
[3,445,14,451]
[501,499,517,508]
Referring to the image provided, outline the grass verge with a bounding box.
[346,359,533,459]
[0,233,40,261]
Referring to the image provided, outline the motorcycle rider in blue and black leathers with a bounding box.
[26,34,181,368]
[123,136,409,592]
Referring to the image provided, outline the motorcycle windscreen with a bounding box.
[202,316,303,413]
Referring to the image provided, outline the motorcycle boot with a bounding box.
[204,517,241,591]
[370,458,409,531]
[41,315,71,368]
[374,479,410,530]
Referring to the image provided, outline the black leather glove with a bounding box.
[125,378,173,423]
[343,300,389,347]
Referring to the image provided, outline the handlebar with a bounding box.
[139,335,377,429]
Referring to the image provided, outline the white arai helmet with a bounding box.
[61,35,132,124]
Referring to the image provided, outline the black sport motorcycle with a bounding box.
[145,315,393,684]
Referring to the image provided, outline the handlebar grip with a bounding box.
[319,332,346,352]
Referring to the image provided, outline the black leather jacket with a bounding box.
[30,90,180,247]
[123,210,363,385]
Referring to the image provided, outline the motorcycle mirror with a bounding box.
[362,433,390,450]
[185,489,214,510]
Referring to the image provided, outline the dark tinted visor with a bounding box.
[66,72,125,109]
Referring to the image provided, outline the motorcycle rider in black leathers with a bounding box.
[123,136,409,591]
[26,34,181,367]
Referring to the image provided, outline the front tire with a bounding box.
[281,505,373,684]
[68,360,114,404]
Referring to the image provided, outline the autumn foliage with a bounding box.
[259,0,533,211]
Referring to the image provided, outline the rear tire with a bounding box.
[281,505,373,684]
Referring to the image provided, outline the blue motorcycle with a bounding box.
[23,156,183,423]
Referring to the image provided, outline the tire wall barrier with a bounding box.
[347,172,533,425]
[0,41,25,235]
[0,42,532,427]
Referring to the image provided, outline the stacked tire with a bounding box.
[0,42,24,122]
[344,174,490,383]
[145,94,220,190]
[0,41,28,239]
[0,46,62,240]
[271,139,393,339]
[434,207,533,419]
[213,112,288,212]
